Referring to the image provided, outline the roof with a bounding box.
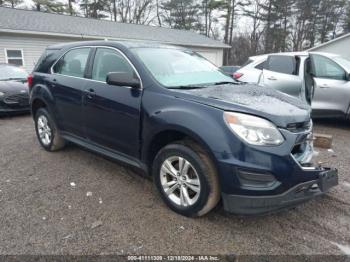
[47,40,186,50]
[250,51,341,60]
[308,33,350,51]
[0,7,228,49]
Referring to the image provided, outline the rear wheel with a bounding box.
[153,140,220,217]
[35,108,65,151]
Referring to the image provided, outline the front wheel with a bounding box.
[153,140,220,217]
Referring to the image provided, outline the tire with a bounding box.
[153,140,220,217]
[34,108,65,151]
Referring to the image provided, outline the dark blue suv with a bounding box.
[29,41,338,217]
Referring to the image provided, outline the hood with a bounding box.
[0,80,29,95]
[173,83,311,128]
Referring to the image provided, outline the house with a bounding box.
[0,7,228,72]
[308,33,350,59]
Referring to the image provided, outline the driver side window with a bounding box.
[312,55,346,80]
[92,48,135,82]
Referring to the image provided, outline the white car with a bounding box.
[235,52,350,119]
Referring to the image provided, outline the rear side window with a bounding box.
[53,48,90,78]
[255,61,266,70]
[241,59,253,67]
[266,55,297,75]
[92,48,135,82]
[34,49,57,73]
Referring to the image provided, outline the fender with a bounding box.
[141,94,236,163]
[30,83,58,123]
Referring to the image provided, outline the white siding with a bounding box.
[191,47,224,66]
[0,33,90,72]
[311,36,350,60]
[0,32,225,72]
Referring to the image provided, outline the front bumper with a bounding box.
[0,95,30,115]
[0,106,30,115]
[222,168,338,215]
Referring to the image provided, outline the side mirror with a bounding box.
[106,72,141,88]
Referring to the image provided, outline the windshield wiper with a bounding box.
[168,85,208,90]
[213,81,237,85]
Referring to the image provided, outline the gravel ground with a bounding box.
[0,115,349,256]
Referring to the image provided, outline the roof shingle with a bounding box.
[0,7,228,48]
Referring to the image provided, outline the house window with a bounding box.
[5,49,24,66]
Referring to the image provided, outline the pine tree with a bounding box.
[161,0,201,30]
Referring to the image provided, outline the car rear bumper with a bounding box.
[222,168,338,215]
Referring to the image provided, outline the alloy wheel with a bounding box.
[160,156,201,207]
[37,115,52,146]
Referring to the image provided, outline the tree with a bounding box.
[342,1,350,33]
[317,0,347,43]
[79,0,109,18]
[0,0,23,8]
[111,0,117,21]
[222,0,250,64]
[113,0,155,24]
[67,0,75,15]
[201,0,225,37]
[242,0,265,54]
[161,0,201,30]
[32,0,65,13]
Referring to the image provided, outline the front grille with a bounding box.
[287,120,312,133]
[4,93,29,105]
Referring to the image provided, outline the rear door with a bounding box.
[50,47,92,136]
[83,47,142,158]
[310,54,350,117]
[260,55,305,101]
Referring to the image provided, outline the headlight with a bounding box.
[0,91,5,97]
[223,112,284,146]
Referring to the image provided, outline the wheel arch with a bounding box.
[30,84,56,118]
[143,126,219,176]
[31,98,48,117]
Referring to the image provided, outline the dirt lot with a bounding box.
[0,115,349,256]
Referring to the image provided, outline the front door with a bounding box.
[310,54,350,117]
[83,47,142,158]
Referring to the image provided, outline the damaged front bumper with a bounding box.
[219,121,338,215]
[222,167,338,215]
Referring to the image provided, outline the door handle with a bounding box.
[319,84,329,88]
[85,88,95,99]
[267,76,277,81]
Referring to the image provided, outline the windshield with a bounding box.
[132,48,234,88]
[0,65,28,81]
[333,56,350,71]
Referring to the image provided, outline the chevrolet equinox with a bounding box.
[29,41,338,217]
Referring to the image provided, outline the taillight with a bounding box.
[233,72,243,79]
[27,74,33,89]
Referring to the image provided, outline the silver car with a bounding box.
[235,52,350,119]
